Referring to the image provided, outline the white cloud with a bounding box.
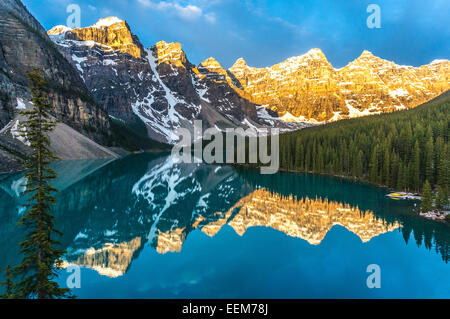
[137,0,203,20]
[204,13,216,23]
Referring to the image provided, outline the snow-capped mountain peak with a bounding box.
[200,57,223,70]
[92,16,124,28]
[47,25,73,35]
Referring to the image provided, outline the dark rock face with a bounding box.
[49,23,181,143]
[150,41,200,108]
[0,135,29,174]
[0,70,15,129]
[0,0,111,144]
[151,43,259,125]
[195,57,258,122]
[49,34,154,123]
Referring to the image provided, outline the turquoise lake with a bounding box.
[0,153,448,298]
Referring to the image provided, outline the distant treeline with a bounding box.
[278,91,450,191]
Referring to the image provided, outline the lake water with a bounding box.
[0,153,448,298]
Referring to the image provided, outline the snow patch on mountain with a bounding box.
[10,120,30,146]
[72,54,87,74]
[92,17,123,28]
[345,100,381,118]
[0,119,14,134]
[279,112,324,124]
[389,88,409,98]
[16,98,26,110]
[130,49,202,144]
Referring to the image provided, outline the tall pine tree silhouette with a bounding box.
[421,180,433,213]
[14,69,71,299]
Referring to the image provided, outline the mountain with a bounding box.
[48,17,449,143]
[0,0,124,173]
[47,18,309,144]
[229,49,450,122]
[0,0,111,142]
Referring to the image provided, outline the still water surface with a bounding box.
[0,153,448,298]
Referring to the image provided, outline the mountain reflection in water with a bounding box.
[199,189,400,245]
[0,154,448,281]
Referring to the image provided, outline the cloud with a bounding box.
[137,0,203,20]
[204,13,216,23]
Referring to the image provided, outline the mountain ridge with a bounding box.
[48,16,449,133]
[48,17,309,144]
[228,47,449,122]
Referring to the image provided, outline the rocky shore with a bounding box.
[419,210,450,221]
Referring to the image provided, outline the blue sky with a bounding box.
[23,0,449,68]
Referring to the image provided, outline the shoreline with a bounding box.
[237,165,450,224]
[419,210,450,222]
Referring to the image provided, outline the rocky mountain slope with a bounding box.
[0,0,122,173]
[0,101,119,175]
[1,114,118,161]
[48,18,309,144]
[229,49,450,122]
[0,0,111,142]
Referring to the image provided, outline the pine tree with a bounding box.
[424,134,434,184]
[14,69,71,299]
[382,149,390,186]
[421,180,434,213]
[437,148,449,188]
[295,138,304,170]
[0,266,15,299]
[369,146,379,183]
[391,154,399,188]
[354,150,363,178]
[436,186,448,211]
[397,162,405,190]
[435,137,445,184]
[411,141,421,191]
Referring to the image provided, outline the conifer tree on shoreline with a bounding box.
[421,181,433,213]
[10,69,71,299]
[436,186,449,211]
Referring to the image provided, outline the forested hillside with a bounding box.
[279,91,450,192]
